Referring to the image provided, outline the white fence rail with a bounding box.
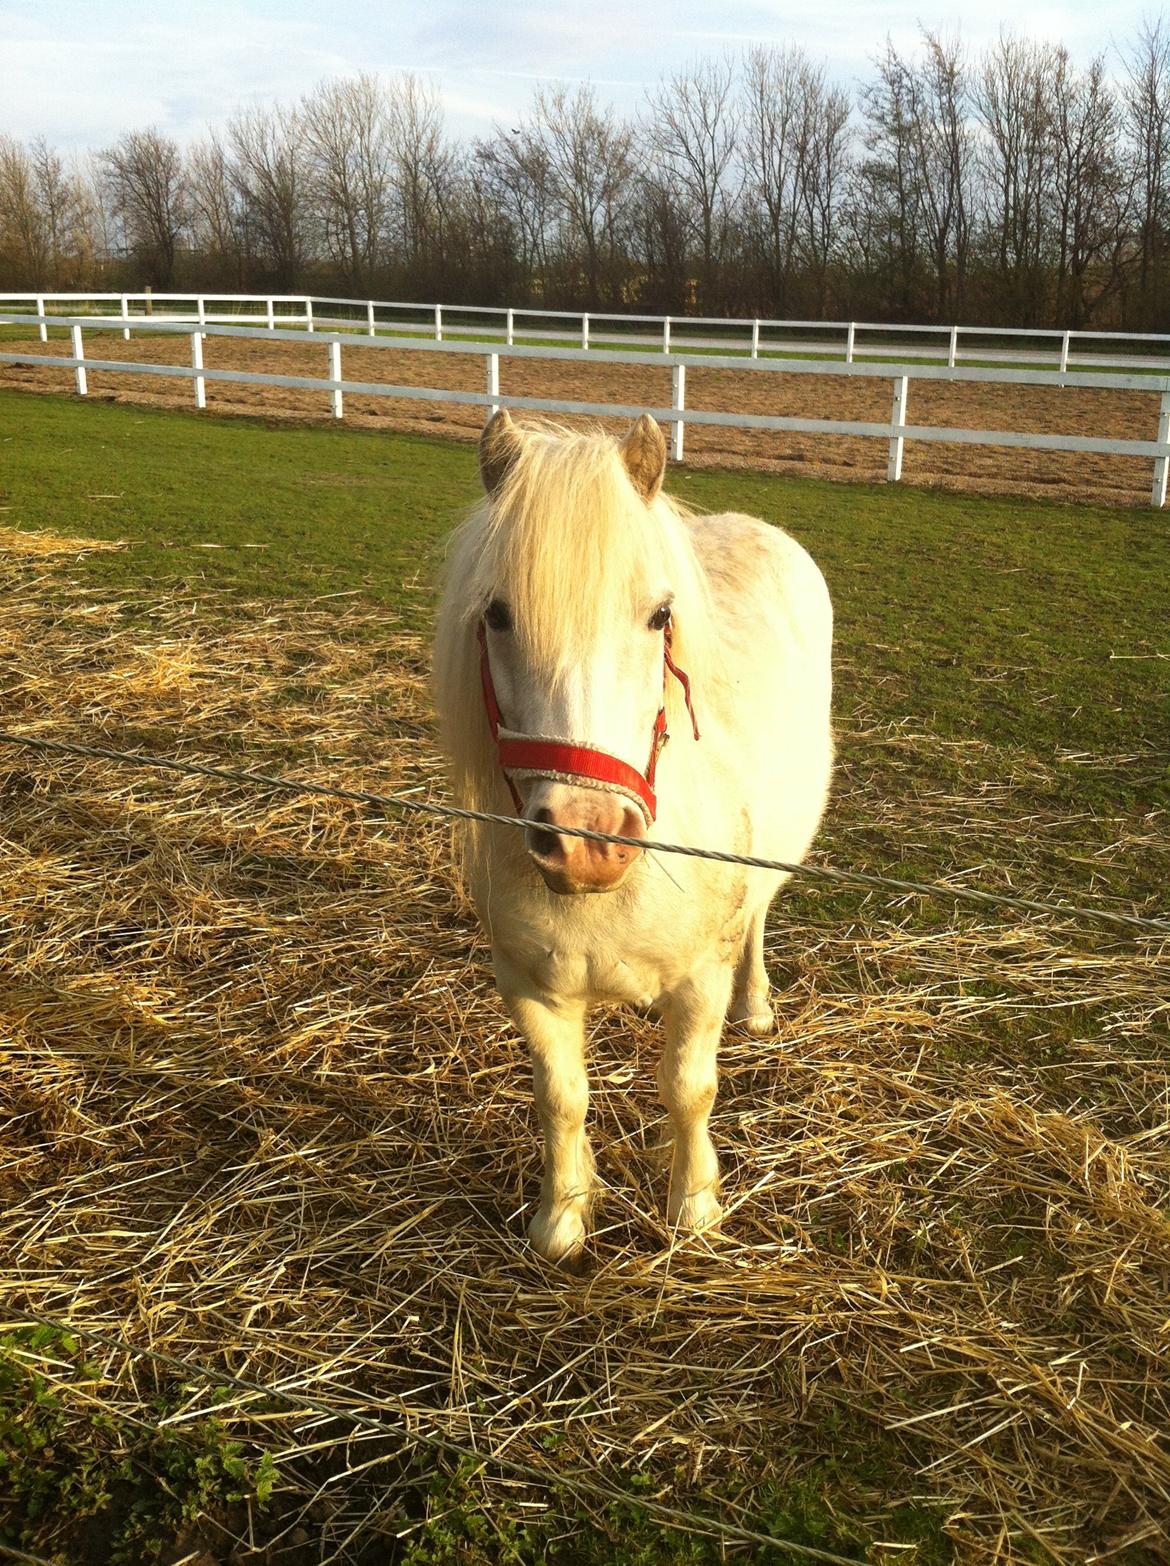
[3,312,1170,507]
[6,291,1170,373]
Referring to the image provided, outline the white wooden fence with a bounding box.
[3,310,1170,507]
[6,290,1170,373]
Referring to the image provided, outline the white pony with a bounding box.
[434,412,833,1262]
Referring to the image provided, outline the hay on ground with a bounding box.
[0,541,1167,1564]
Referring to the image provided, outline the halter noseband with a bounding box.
[476,621,700,825]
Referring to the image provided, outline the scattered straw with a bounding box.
[0,546,1167,1563]
[0,524,124,557]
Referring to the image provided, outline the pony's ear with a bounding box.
[621,414,667,503]
[479,409,523,496]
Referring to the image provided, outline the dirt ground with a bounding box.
[1,330,1159,506]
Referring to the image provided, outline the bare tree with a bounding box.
[227,105,309,289]
[529,84,634,306]
[742,46,808,312]
[629,162,692,310]
[302,73,394,293]
[10,28,1170,327]
[975,35,1055,323]
[742,45,851,315]
[97,127,187,286]
[188,133,251,287]
[1123,18,1170,325]
[1049,52,1130,325]
[450,160,519,300]
[474,126,555,288]
[647,57,741,310]
[27,140,97,286]
[396,73,463,285]
[801,79,851,315]
[908,32,973,317]
[856,42,926,316]
[0,137,50,283]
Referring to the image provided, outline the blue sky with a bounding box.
[1,0,1158,149]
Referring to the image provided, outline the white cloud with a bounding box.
[0,4,351,145]
[0,0,1155,149]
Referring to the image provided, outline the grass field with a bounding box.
[0,389,1167,1565]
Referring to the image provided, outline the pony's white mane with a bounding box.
[433,421,718,818]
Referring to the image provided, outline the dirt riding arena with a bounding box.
[0,330,1158,506]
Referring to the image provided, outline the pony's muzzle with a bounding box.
[524,784,646,894]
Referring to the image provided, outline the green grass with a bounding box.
[4,384,1166,888]
[0,388,479,629]
[3,388,1165,754]
[1,1326,277,1565]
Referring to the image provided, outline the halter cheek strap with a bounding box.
[476,622,699,825]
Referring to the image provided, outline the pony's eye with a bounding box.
[485,599,513,632]
[648,603,672,632]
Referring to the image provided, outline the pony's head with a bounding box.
[434,412,712,895]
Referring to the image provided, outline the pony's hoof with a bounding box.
[529,1205,586,1265]
[668,1187,723,1234]
[729,1002,775,1036]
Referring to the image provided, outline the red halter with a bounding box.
[477,621,700,825]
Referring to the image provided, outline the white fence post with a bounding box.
[267,298,275,330]
[24,298,1170,496]
[581,313,590,350]
[751,319,760,358]
[306,299,315,333]
[845,322,856,363]
[506,308,514,346]
[70,324,87,396]
[1151,391,1170,507]
[671,363,686,462]
[121,294,130,340]
[948,325,959,368]
[434,304,442,342]
[191,331,205,409]
[366,300,376,335]
[329,339,343,419]
[36,294,46,342]
[888,375,909,482]
[1060,331,1071,376]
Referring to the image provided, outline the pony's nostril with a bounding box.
[527,810,568,864]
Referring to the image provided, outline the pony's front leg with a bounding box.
[497,961,594,1263]
[658,968,733,1233]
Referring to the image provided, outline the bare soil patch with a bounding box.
[1,330,1158,506]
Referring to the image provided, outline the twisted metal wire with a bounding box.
[1,729,1165,934]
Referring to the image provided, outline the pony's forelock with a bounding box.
[433,420,717,820]
[468,423,707,672]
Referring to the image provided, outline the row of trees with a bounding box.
[3,26,1170,329]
